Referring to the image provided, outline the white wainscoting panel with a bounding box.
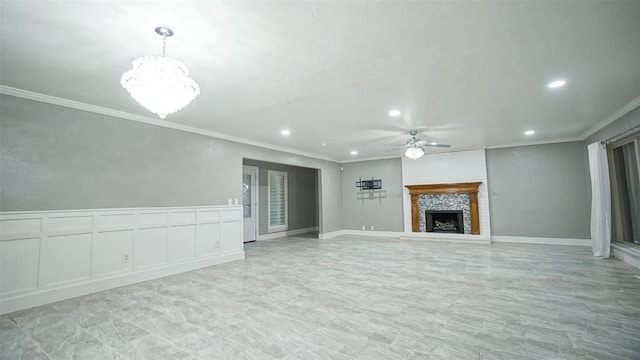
[221,221,242,253]
[138,212,168,227]
[172,211,196,223]
[0,218,42,236]
[40,233,93,287]
[136,227,168,269]
[222,209,242,221]
[0,238,40,295]
[0,205,244,314]
[402,149,491,239]
[49,216,92,232]
[199,211,220,222]
[94,230,134,277]
[197,223,220,257]
[99,213,134,230]
[170,225,196,262]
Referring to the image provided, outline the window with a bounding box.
[268,170,288,232]
[609,135,640,245]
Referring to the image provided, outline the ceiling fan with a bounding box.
[386,130,451,159]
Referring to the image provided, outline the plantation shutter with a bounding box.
[268,171,288,231]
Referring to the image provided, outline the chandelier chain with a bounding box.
[162,35,167,57]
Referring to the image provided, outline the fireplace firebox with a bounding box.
[425,210,464,234]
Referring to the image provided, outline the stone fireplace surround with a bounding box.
[405,182,482,234]
[421,195,470,233]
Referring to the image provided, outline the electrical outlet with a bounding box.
[122,254,130,264]
[361,225,366,231]
[370,226,375,231]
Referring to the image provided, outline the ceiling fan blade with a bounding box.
[384,129,452,152]
[425,143,451,148]
[385,148,401,153]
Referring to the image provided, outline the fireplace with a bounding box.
[425,210,464,233]
[405,182,482,234]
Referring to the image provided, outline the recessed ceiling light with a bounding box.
[321,142,327,146]
[524,130,535,136]
[350,150,358,155]
[389,109,401,117]
[547,80,566,88]
[280,129,291,136]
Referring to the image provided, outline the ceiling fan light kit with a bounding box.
[388,129,450,159]
[121,26,200,119]
[405,146,425,160]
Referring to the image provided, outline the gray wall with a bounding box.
[242,159,318,234]
[486,141,591,239]
[341,158,404,231]
[0,95,343,233]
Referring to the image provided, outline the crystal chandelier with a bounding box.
[405,145,425,160]
[121,27,200,119]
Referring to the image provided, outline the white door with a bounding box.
[242,166,258,242]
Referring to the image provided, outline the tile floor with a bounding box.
[1,235,640,359]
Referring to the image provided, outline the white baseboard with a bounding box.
[613,248,640,270]
[340,230,404,238]
[319,230,491,244]
[316,231,593,248]
[400,231,491,244]
[612,243,640,270]
[257,227,318,241]
[319,230,404,239]
[0,250,244,315]
[491,236,591,246]
[318,230,347,239]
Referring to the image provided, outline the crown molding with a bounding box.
[582,95,640,140]
[0,85,339,163]
[340,155,401,164]
[485,136,584,150]
[3,85,638,164]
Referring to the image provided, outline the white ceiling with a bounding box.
[2,1,639,162]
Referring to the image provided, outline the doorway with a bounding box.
[242,165,258,243]
[242,159,320,240]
